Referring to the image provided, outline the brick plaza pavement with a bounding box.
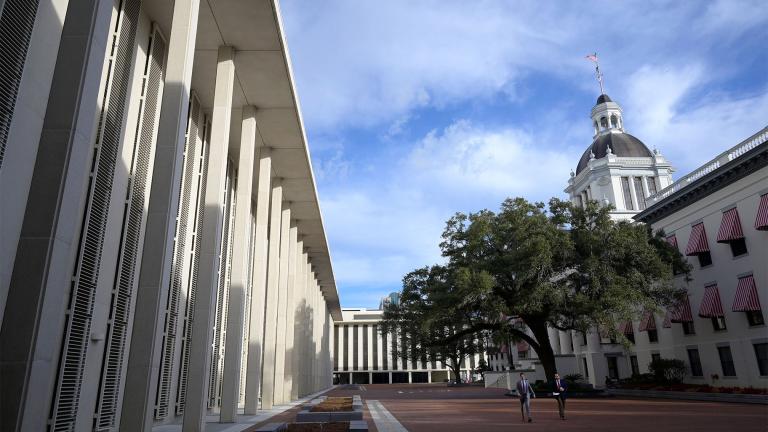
[323,383,768,432]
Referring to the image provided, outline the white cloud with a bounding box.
[624,64,768,172]
[322,120,579,298]
[282,0,767,132]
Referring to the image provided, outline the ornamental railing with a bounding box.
[647,126,768,204]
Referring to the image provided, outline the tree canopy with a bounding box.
[381,197,689,381]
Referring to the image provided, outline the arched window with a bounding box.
[610,114,618,128]
[600,117,608,128]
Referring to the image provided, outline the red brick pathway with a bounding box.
[325,384,768,432]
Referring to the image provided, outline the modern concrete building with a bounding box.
[332,308,486,385]
[0,1,339,431]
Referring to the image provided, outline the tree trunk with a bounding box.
[449,357,462,384]
[526,319,557,381]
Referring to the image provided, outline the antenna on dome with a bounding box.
[585,52,605,94]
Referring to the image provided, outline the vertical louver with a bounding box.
[93,25,166,431]
[239,210,256,404]
[153,95,203,422]
[174,114,209,416]
[208,163,237,408]
[49,0,140,430]
[0,0,41,171]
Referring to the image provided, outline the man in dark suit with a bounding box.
[552,372,568,420]
[515,372,535,422]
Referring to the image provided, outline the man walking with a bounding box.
[515,372,535,423]
[552,372,568,420]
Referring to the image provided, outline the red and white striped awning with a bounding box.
[699,284,725,318]
[716,208,744,243]
[670,295,694,323]
[666,234,678,250]
[619,320,634,335]
[732,275,762,312]
[685,223,710,256]
[756,193,768,231]
[516,341,529,352]
[639,311,656,332]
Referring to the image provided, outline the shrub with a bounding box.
[648,358,687,384]
[564,373,583,383]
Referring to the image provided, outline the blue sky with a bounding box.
[279,0,768,308]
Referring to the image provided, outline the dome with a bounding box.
[596,93,612,104]
[575,132,653,174]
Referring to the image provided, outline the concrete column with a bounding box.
[389,372,392,384]
[123,0,202,426]
[243,148,271,414]
[272,206,291,404]
[0,1,113,429]
[182,45,235,432]
[280,226,299,402]
[288,240,304,400]
[314,277,322,391]
[559,330,573,355]
[259,181,284,410]
[303,263,313,394]
[367,324,373,372]
[336,304,343,374]
[219,106,257,422]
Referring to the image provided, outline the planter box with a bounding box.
[295,396,364,422]
[255,421,368,432]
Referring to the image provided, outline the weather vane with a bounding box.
[585,52,604,94]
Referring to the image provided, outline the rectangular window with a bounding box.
[712,316,727,331]
[372,325,379,370]
[362,325,368,370]
[717,345,737,376]
[698,252,713,267]
[343,325,349,371]
[353,325,359,371]
[682,322,696,335]
[334,326,339,370]
[747,310,765,326]
[687,348,703,377]
[607,356,619,379]
[754,343,768,376]
[621,177,634,210]
[382,331,388,370]
[391,329,398,371]
[582,357,589,377]
[729,238,748,257]
[646,176,658,196]
[647,329,658,343]
[651,353,661,363]
[634,177,646,210]
[630,355,639,376]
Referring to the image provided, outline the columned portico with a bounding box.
[0,1,341,430]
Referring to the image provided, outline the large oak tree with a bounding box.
[384,197,689,381]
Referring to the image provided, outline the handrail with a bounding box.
[647,127,768,204]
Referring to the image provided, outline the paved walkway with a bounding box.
[324,384,768,432]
